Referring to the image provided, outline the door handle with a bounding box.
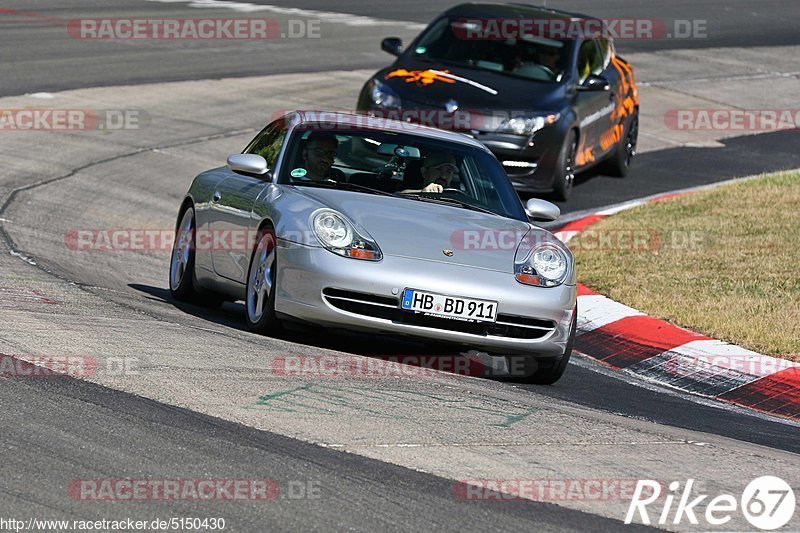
[212,191,221,202]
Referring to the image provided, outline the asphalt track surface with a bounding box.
[1,1,800,531]
[4,369,653,532]
[2,0,799,96]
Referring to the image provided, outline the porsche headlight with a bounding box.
[311,209,382,261]
[514,241,570,287]
[369,79,401,109]
[531,245,568,280]
[313,211,352,248]
[497,113,560,136]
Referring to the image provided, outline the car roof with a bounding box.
[444,2,603,27]
[289,110,491,151]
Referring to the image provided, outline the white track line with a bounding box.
[145,0,425,29]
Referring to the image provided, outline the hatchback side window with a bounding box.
[597,37,613,69]
[576,40,603,83]
[245,120,288,170]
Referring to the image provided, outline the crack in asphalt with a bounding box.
[0,127,257,336]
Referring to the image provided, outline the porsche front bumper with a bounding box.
[274,240,576,357]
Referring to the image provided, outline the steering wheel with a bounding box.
[515,63,556,82]
[439,188,473,201]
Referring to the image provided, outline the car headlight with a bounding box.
[497,113,560,136]
[311,209,382,261]
[514,241,570,287]
[369,79,401,109]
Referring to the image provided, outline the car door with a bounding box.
[596,36,633,158]
[208,121,287,283]
[573,38,614,168]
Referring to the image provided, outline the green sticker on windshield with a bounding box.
[290,168,307,178]
[415,46,426,54]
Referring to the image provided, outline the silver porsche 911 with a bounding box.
[169,111,577,383]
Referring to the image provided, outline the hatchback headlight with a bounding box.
[369,79,401,109]
[311,209,382,261]
[497,113,560,136]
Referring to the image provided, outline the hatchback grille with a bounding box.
[322,288,555,340]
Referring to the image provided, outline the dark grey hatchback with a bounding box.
[357,3,640,200]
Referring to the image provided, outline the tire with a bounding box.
[506,307,577,385]
[552,130,577,201]
[169,206,224,308]
[601,110,638,177]
[245,225,283,335]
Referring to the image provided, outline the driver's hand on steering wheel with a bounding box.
[421,183,444,193]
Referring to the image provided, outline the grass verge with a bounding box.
[572,170,800,359]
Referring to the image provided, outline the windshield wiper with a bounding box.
[295,179,396,197]
[400,194,499,216]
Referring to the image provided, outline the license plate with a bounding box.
[401,289,497,323]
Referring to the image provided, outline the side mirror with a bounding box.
[578,74,610,92]
[381,37,403,56]
[525,198,561,222]
[227,154,269,177]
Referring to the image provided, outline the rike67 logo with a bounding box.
[626,476,795,530]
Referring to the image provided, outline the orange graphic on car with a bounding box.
[577,55,638,165]
[610,56,638,124]
[385,68,456,87]
[576,143,596,167]
[600,124,624,151]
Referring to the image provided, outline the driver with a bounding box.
[513,44,561,80]
[538,46,561,72]
[300,132,345,182]
[402,152,458,193]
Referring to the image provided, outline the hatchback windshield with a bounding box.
[410,16,573,82]
[273,125,528,221]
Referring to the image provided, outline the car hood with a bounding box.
[292,187,534,272]
[378,59,564,118]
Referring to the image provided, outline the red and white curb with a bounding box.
[554,194,800,422]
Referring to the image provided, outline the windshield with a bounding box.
[409,16,573,83]
[277,125,528,221]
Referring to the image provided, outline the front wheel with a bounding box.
[505,308,577,385]
[552,130,577,201]
[601,110,638,177]
[245,226,282,335]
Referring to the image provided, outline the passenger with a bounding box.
[401,152,458,193]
